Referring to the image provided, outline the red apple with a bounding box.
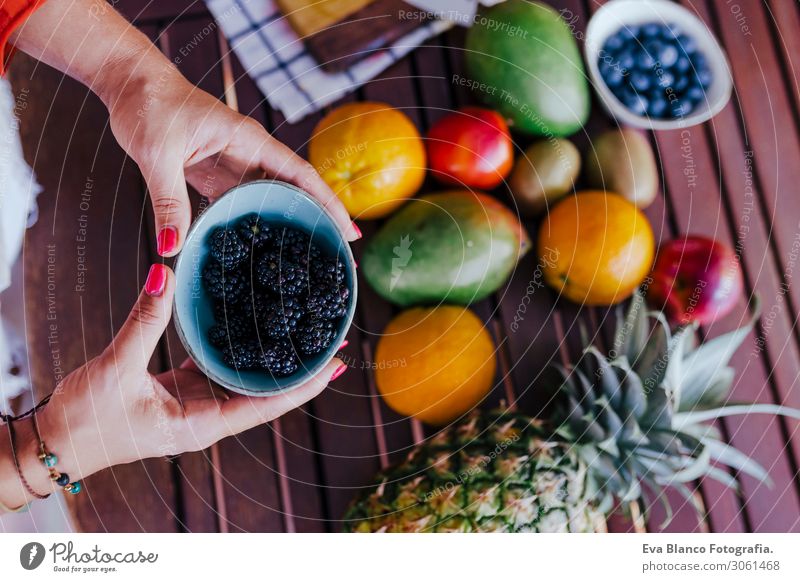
[426,107,513,189]
[647,236,743,325]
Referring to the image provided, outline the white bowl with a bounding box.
[584,0,732,129]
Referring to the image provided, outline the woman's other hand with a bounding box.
[37,265,340,482]
[105,70,360,256]
[9,0,360,258]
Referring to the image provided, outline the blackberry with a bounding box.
[207,324,230,348]
[222,338,263,370]
[294,318,337,356]
[261,340,300,377]
[310,256,346,286]
[208,227,248,270]
[255,252,309,296]
[306,286,349,320]
[207,315,254,347]
[213,299,243,322]
[255,296,305,339]
[274,227,315,262]
[237,213,274,251]
[202,260,248,303]
[290,241,323,267]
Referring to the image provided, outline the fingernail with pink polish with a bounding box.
[157,226,178,256]
[339,340,349,350]
[351,221,362,239]
[330,364,347,382]
[145,264,167,296]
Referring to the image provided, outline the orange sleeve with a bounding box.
[0,0,46,75]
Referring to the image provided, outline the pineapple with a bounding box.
[344,293,800,532]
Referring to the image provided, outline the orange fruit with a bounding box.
[538,191,655,305]
[375,306,496,425]
[309,102,426,220]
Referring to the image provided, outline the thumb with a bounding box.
[109,264,175,368]
[141,149,192,257]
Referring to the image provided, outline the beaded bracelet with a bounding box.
[1,394,82,499]
[30,418,82,495]
[36,441,82,494]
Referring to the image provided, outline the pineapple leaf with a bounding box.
[703,465,740,491]
[613,359,647,421]
[676,301,759,412]
[669,445,712,483]
[702,437,772,486]
[633,311,672,392]
[673,403,800,427]
[613,291,650,363]
[639,384,674,431]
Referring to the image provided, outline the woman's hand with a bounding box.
[10,0,360,258]
[36,265,343,483]
[105,68,360,256]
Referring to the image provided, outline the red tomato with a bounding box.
[426,107,514,189]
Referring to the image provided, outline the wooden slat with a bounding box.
[224,35,331,532]
[693,0,800,532]
[161,16,291,533]
[13,52,179,531]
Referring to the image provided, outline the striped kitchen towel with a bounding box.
[205,0,451,123]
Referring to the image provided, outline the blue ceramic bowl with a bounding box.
[173,180,357,396]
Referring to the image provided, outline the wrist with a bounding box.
[0,417,56,506]
[93,44,179,111]
[36,403,102,484]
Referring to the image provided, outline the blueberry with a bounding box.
[666,23,683,38]
[697,68,713,88]
[603,34,624,54]
[675,55,691,73]
[638,48,657,70]
[657,70,675,88]
[602,65,625,87]
[674,74,690,92]
[677,34,697,55]
[659,44,679,68]
[642,23,662,39]
[618,25,640,40]
[624,94,649,116]
[617,50,635,71]
[630,70,652,92]
[610,82,629,100]
[671,99,691,117]
[649,97,669,118]
[692,52,708,70]
[686,85,706,103]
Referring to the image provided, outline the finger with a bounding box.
[179,357,201,373]
[140,147,192,257]
[220,358,345,432]
[257,140,361,242]
[109,264,175,369]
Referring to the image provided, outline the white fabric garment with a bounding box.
[0,77,41,411]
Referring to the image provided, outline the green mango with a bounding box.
[363,191,530,306]
[464,0,590,137]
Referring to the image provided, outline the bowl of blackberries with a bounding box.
[585,0,732,129]
[173,180,357,396]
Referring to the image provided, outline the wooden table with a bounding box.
[13,0,800,532]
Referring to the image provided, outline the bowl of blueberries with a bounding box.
[173,180,357,397]
[585,0,732,129]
